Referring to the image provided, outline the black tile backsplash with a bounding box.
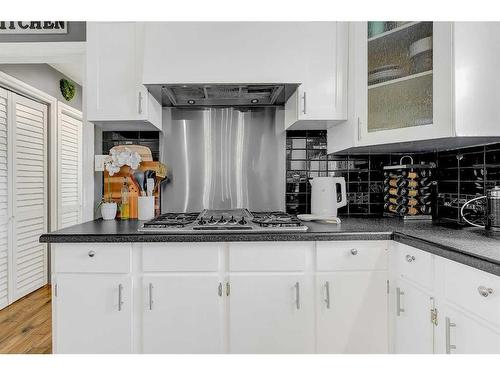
[286,130,500,224]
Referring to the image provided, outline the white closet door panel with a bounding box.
[57,105,82,229]
[0,88,7,309]
[11,93,47,301]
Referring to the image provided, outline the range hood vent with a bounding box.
[146,83,300,107]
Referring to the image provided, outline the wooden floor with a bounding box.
[0,285,52,354]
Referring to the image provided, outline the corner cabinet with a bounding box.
[86,22,162,130]
[328,22,500,153]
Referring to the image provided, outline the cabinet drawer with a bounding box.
[316,241,388,271]
[443,259,500,327]
[53,244,131,273]
[142,243,221,272]
[229,242,311,271]
[394,243,433,290]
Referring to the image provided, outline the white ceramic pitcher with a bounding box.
[310,176,347,217]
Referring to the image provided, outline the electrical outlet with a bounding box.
[94,155,106,172]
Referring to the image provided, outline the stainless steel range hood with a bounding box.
[146,83,300,107]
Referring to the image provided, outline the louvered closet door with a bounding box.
[11,93,48,301]
[58,105,82,229]
[0,88,8,309]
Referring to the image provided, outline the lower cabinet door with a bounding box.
[316,271,388,353]
[142,275,223,353]
[438,304,500,354]
[228,274,313,353]
[393,278,434,354]
[54,274,132,353]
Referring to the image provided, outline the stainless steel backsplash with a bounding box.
[161,107,285,212]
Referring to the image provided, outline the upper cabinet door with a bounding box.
[284,22,348,129]
[86,22,161,129]
[356,22,453,145]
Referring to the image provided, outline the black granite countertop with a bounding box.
[40,217,500,276]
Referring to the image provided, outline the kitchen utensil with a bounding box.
[146,178,154,196]
[133,170,145,196]
[461,186,500,231]
[309,176,347,218]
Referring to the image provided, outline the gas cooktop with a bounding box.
[138,209,308,233]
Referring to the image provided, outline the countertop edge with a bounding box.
[39,229,500,277]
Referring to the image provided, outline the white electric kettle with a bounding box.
[310,176,347,218]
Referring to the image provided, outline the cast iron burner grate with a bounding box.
[251,211,303,227]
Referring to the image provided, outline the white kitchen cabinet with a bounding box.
[328,21,500,153]
[53,274,132,354]
[86,22,161,130]
[284,22,348,130]
[436,304,500,354]
[228,274,314,353]
[142,275,223,354]
[316,271,388,353]
[393,278,435,354]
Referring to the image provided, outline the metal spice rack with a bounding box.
[383,156,436,220]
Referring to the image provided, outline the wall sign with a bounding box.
[0,21,67,34]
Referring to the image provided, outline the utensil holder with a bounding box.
[138,196,155,220]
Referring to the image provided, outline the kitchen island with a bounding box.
[40,217,500,354]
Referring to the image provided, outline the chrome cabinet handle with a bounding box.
[396,287,405,316]
[357,117,361,141]
[478,286,494,297]
[295,282,300,310]
[406,254,415,263]
[445,317,457,354]
[88,250,95,258]
[302,92,307,114]
[324,281,331,309]
[226,281,230,296]
[218,282,223,297]
[350,248,358,255]
[148,283,153,310]
[118,284,123,312]
[138,91,143,114]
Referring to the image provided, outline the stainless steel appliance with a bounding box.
[460,186,500,231]
[147,83,299,107]
[138,209,308,233]
[161,107,285,212]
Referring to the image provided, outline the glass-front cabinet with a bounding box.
[354,22,453,145]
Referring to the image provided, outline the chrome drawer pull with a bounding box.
[149,283,154,310]
[218,282,223,297]
[396,287,405,316]
[295,282,300,310]
[350,248,358,255]
[478,286,494,297]
[324,281,331,309]
[88,250,95,258]
[118,284,123,312]
[405,254,415,263]
[445,317,457,354]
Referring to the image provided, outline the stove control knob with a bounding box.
[198,218,206,225]
[238,217,247,225]
[228,216,237,224]
[208,216,216,224]
[218,216,226,224]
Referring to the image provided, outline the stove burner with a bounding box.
[251,211,304,227]
[140,209,308,232]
